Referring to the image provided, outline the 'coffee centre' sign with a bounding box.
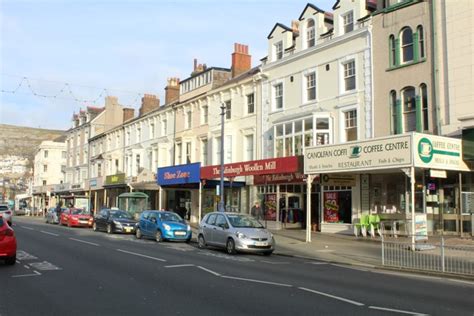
[305,135,412,174]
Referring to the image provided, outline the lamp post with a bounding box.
[218,103,226,212]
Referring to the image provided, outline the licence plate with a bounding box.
[175,231,186,236]
[125,227,132,232]
[255,241,267,246]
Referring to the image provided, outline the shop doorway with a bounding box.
[279,193,304,229]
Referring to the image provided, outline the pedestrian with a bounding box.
[251,201,263,220]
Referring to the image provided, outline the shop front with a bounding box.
[304,132,472,242]
[129,169,159,210]
[201,156,303,230]
[103,173,128,208]
[157,163,201,223]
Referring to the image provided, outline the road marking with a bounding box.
[24,265,30,269]
[164,264,195,268]
[116,249,166,262]
[20,226,34,230]
[40,230,59,237]
[197,251,255,262]
[307,262,329,265]
[298,287,364,306]
[69,238,99,246]
[369,306,428,316]
[331,264,370,272]
[260,260,289,265]
[29,261,62,271]
[197,266,221,276]
[221,276,292,287]
[12,271,41,278]
[16,250,38,260]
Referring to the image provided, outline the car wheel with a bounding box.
[107,224,113,234]
[155,230,163,243]
[135,228,142,239]
[198,234,206,249]
[92,222,98,232]
[226,238,236,255]
[263,251,273,256]
[5,255,16,265]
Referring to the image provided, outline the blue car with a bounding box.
[135,211,192,243]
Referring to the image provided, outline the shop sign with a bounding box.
[53,183,71,192]
[89,179,97,187]
[429,169,447,178]
[413,133,470,171]
[415,214,428,241]
[201,156,300,179]
[253,172,305,185]
[105,173,126,186]
[305,135,412,174]
[157,163,201,185]
[71,184,82,189]
[323,192,339,223]
[321,174,356,186]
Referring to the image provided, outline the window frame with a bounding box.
[401,86,416,132]
[400,27,414,64]
[246,93,255,115]
[272,82,284,111]
[274,41,283,61]
[342,11,354,34]
[306,19,315,48]
[342,60,356,92]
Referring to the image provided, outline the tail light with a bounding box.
[5,211,11,215]
[0,228,14,236]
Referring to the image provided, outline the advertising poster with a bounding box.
[415,214,428,241]
[324,192,339,223]
[264,194,277,220]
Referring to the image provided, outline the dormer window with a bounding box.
[343,11,353,34]
[306,19,315,48]
[274,41,283,60]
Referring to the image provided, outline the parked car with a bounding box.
[135,211,191,242]
[45,207,67,224]
[0,216,17,265]
[93,209,137,234]
[60,208,93,228]
[198,212,275,255]
[0,204,13,226]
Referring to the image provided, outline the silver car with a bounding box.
[198,212,275,255]
[0,204,13,226]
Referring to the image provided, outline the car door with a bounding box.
[213,214,229,247]
[202,214,217,245]
[61,209,70,224]
[139,211,150,236]
[147,212,158,236]
[98,210,109,230]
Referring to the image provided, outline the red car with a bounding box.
[0,216,17,265]
[60,208,93,228]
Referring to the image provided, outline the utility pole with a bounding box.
[219,103,226,212]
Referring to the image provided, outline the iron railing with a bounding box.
[381,236,474,276]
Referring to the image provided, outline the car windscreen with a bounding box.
[227,215,264,228]
[160,212,182,222]
[110,211,133,220]
[0,205,8,211]
[71,208,88,215]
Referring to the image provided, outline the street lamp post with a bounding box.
[218,103,226,212]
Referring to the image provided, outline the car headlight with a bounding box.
[187,225,191,231]
[236,232,247,239]
[163,223,171,231]
[113,221,122,227]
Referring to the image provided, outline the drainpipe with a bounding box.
[431,0,442,135]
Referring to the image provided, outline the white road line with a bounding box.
[307,262,329,265]
[369,306,428,316]
[20,226,34,230]
[221,276,292,287]
[12,271,41,278]
[331,264,370,272]
[260,260,289,265]
[40,230,59,237]
[24,265,30,269]
[197,266,221,276]
[69,238,99,247]
[164,264,195,268]
[116,249,166,262]
[298,287,364,306]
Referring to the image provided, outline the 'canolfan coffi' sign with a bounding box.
[200,156,300,179]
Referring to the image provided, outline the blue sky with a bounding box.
[1,0,334,130]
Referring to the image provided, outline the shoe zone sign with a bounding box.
[157,163,201,185]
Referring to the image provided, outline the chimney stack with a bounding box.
[291,20,300,34]
[123,108,135,122]
[231,43,251,78]
[139,94,160,116]
[165,77,180,104]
